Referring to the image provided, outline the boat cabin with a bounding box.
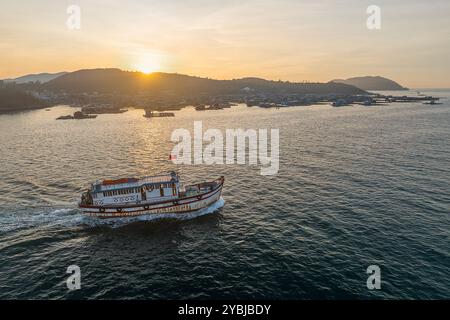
[89,172,179,206]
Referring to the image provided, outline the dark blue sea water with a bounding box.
[0,90,449,299]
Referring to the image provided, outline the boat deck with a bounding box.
[93,172,178,192]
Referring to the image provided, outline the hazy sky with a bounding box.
[1,0,449,87]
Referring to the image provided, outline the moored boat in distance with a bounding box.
[143,110,175,117]
[423,100,442,105]
[195,104,207,111]
[78,171,224,218]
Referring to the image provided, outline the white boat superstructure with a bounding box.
[79,171,224,219]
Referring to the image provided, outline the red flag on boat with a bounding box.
[169,154,177,160]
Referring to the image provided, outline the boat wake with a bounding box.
[0,198,225,233]
[0,206,82,234]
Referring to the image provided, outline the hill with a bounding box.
[4,72,68,84]
[331,76,408,91]
[44,68,367,96]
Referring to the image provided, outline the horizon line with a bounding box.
[2,67,450,89]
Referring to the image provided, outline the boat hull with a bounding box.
[79,180,223,219]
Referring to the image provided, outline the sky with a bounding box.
[1,0,449,88]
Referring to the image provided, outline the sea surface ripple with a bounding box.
[0,90,449,299]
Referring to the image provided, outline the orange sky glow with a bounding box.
[1,0,449,88]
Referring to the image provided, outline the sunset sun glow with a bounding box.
[135,62,160,74]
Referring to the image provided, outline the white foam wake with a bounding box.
[0,198,225,232]
[0,206,83,233]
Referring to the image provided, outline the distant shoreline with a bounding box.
[0,103,49,115]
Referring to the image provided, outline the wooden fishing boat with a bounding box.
[78,171,224,219]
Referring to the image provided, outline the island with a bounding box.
[1,69,439,115]
[56,111,97,120]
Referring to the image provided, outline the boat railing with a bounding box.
[93,173,179,191]
[185,176,224,194]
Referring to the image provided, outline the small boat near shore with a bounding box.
[78,172,224,219]
[195,105,207,111]
[81,104,128,114]
[143,110,175,117]
[423,100,442,105]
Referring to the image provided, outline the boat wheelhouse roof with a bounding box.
[92,172,179,192]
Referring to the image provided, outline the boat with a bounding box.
[331,99,350,107]
[78,171,224,218]
[81,104,128,114]
[195,105,206,111]
[423,100,442,105]
[56,115,73,120]
[143,110,175,117]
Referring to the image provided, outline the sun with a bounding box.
[128,50,168,75]
[134,58,162,74]
[139,67,155,74]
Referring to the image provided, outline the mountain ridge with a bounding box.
[331,76,408,91]
[3,72,68,84]
[44,68,367,96]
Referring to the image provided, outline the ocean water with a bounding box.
[0,90,449,299]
